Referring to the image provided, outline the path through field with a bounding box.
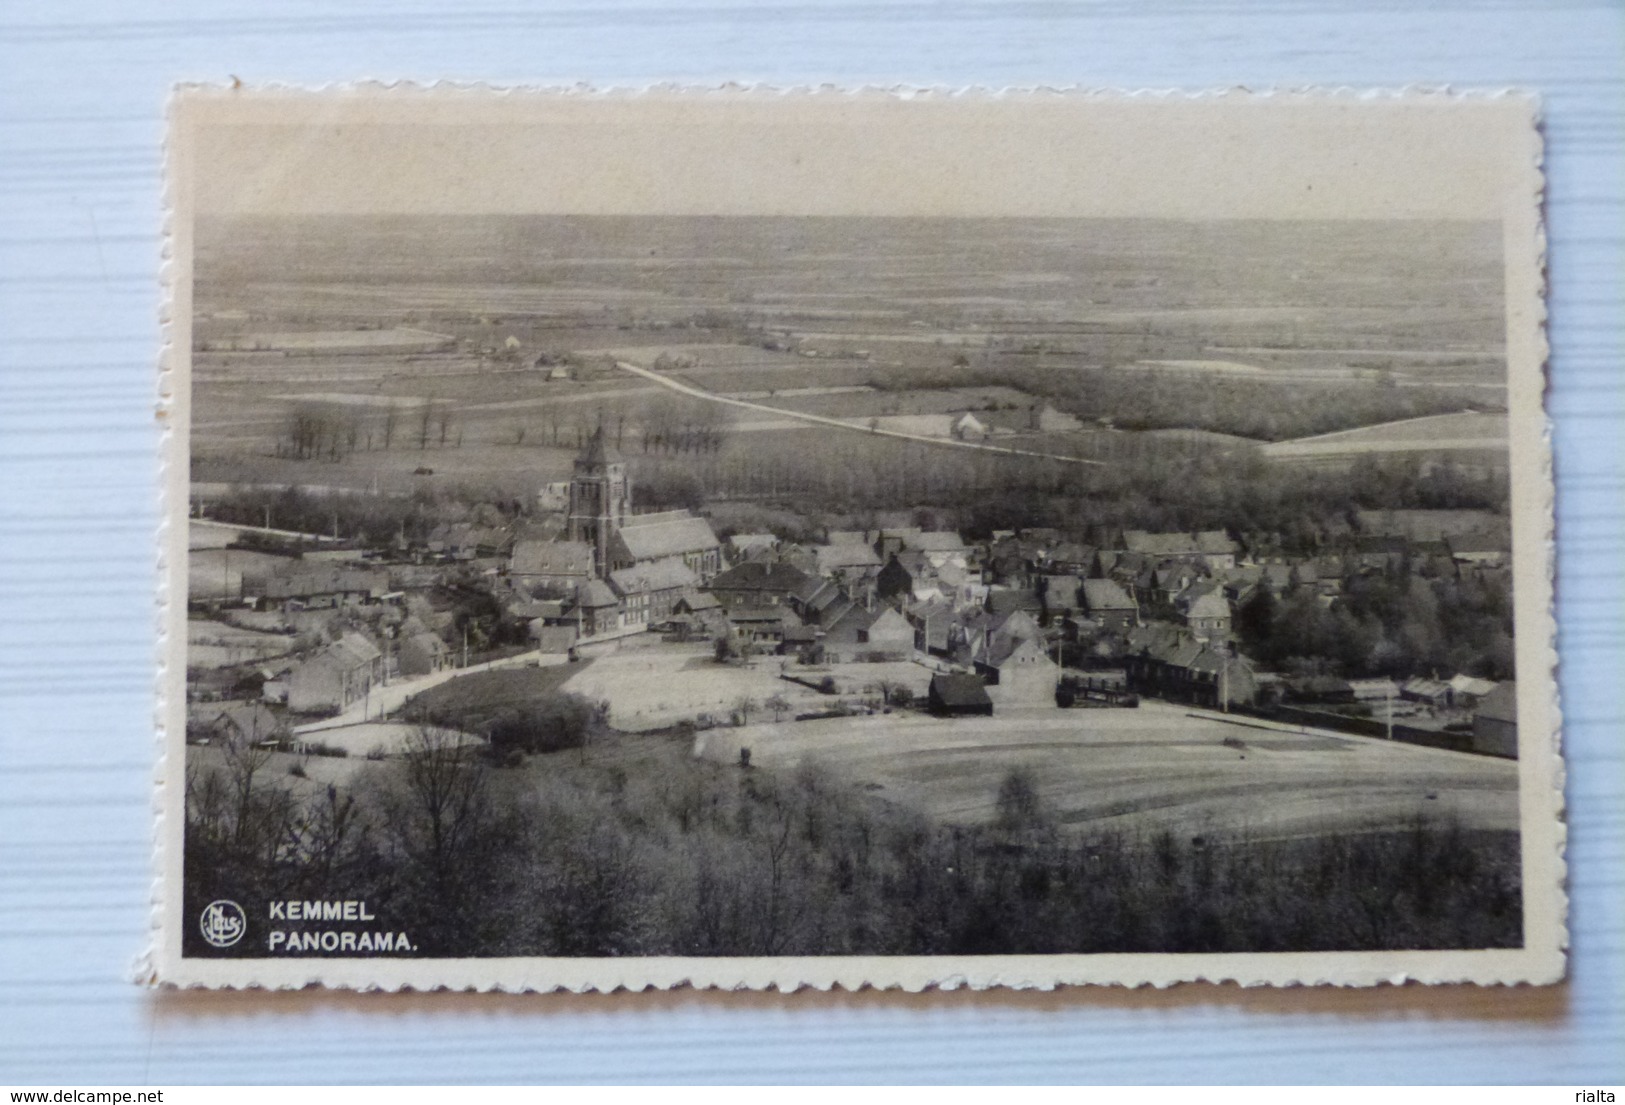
[614,360,1107,466]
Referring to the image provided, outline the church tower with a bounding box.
[566,426,631,578]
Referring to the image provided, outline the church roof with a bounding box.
[613,512,720,561]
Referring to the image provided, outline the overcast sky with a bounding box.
[174,91,1538,222]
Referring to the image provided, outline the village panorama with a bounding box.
[181,215,1524,960]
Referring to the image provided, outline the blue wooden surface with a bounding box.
[0,0,1620,1085]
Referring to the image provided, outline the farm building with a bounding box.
[253,564,389,612]
[1472,681,1518,758]
[928,673,994,717]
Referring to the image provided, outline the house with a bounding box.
[928,673,994,716]
[727,533,778,561]
[977,636,1059,707]
[1041,574,1084,615]
[704,560,813,609]
[1284,674,1355,705]
[1081,579,1138,632]
[1472,681,1518,758]
[951,411,989,441]
[609,510,723,580]
[1401,676,1453,708]
[529,623,579,654]
[1176,587,1232,642]
[567,579,622,637]
[1448,673,1499,708]
[608,559,699,628]
[875,554,917,603]
[1045,542,1096,575]
[822,604,911,662]
[669,591,726,637]
[903,530,970,571]
[287,632,384,714]
[1122,530,1238,569]
[725,605,796,649]
[509,539,596,587]
[1348,678,1401,704]
[985,588,1043,618]
[905,598,954,655]
[397,631,452,676]
[790,577,850,627]
[208,703,287,746]
[813,542,883,580]
[1185,647,1260,710]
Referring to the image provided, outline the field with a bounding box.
[1262,411,1509,460]
[187,214,1514,503]
[405,660,586,719]
[693,700,1519,841]
[186,617,295,669]
[555,639,888,730]
[186,547,288,602]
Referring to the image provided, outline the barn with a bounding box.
[928,673,994,717]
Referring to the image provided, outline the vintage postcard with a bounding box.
[151,87,1562,990]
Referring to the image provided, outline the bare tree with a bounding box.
[765,692,791,722]
[398,725,490,896]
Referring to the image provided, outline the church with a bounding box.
[552,426,723,583]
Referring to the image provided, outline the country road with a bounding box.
[614,360,1107,467]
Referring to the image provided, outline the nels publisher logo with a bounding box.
[199,899,247,948]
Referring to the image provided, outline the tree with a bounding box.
[994,766,1050,837]
[397,725,491,898]
[732,696,759,727]
[765,693,791,722]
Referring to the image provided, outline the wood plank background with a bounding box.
[0,0,1619,1085]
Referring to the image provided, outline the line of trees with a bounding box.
[862,359,1498,443]
[185,731,1522,959]
[277,402,459,460]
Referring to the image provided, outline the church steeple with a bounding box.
[565,425,631,578]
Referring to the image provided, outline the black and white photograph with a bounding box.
[157,90,1561,989]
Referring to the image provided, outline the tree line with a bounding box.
[184,728,1521,959]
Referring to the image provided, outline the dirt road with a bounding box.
[614,360,1107,466]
